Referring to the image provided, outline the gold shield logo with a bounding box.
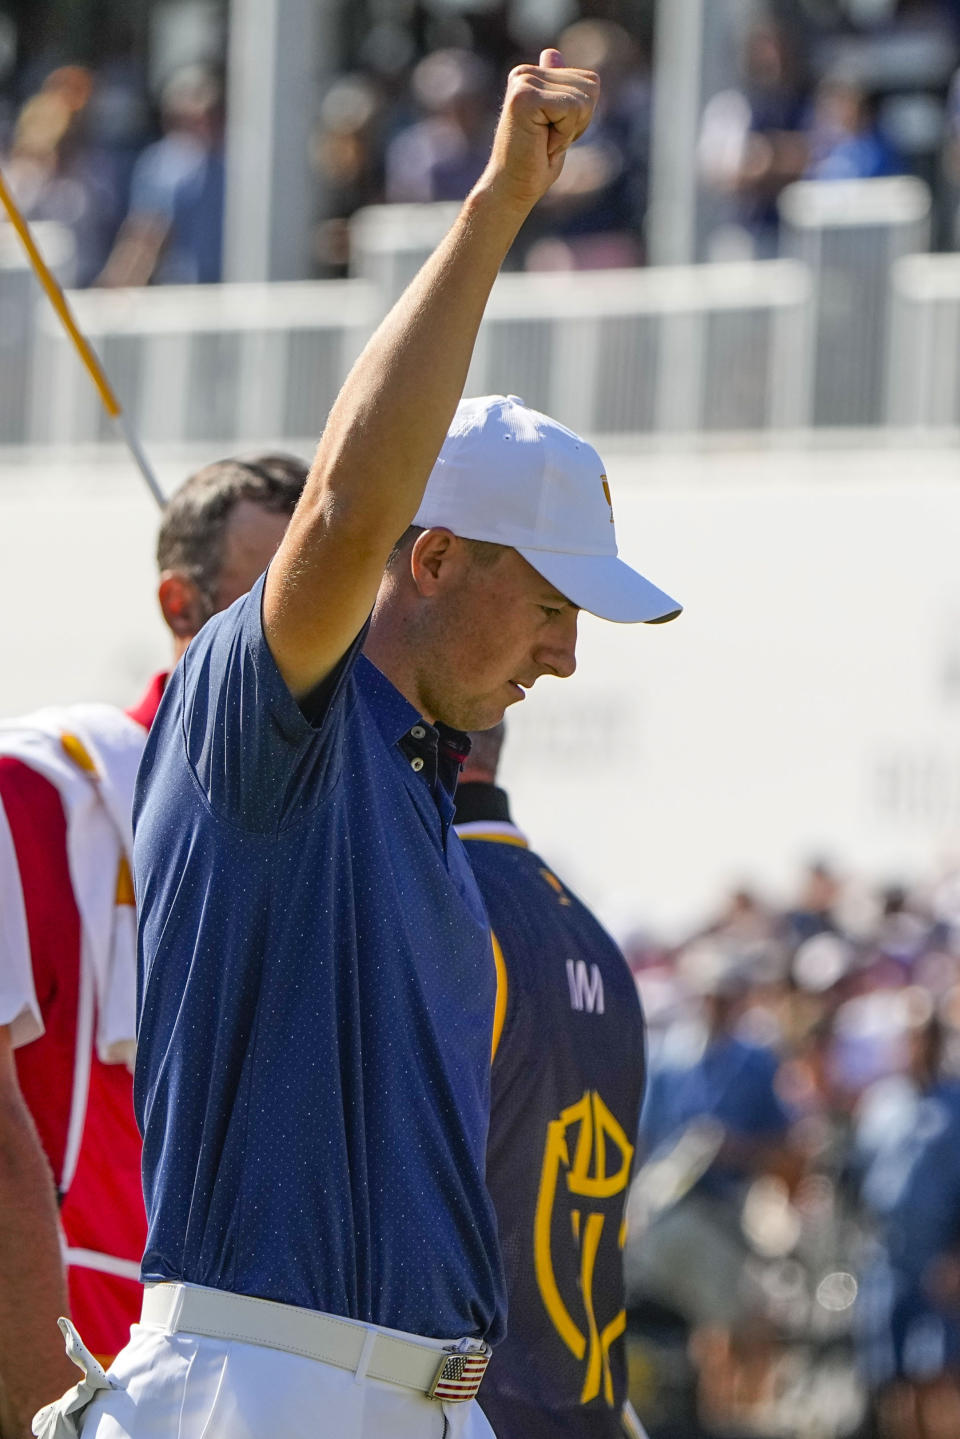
[534,1090,634,1405]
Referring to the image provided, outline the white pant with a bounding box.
[76,1323,497,1439]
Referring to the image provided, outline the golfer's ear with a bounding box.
[409,529,458,596]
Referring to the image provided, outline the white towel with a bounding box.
[0,704,148,1067]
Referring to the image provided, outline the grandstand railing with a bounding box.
[24,258,813,446]
[778,176,932,429]
[0,223,74,445]
[28,279,380,447]
[9,176,960,446]
[888,254,960,428]
[471,262,813,435]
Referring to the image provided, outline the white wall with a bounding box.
[0,449,172,709]
[3,439,960,938]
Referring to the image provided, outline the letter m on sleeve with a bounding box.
[566,959,604,1015]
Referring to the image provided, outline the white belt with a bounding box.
[140,1284,491,1403]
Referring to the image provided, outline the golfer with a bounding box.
[36,48,679,1439]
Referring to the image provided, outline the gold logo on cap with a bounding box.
[601,477,614,524]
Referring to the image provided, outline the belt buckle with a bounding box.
[428,1345,490,1403]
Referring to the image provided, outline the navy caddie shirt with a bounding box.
[455,783,645,1437]
[132,572,506,1344]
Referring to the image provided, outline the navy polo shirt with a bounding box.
[132,573,506,1343]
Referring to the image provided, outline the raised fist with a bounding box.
[476,49,600,216]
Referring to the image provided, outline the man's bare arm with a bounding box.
[263,50,599,698]
[97,216,170,288]
[0,1026,75,1439]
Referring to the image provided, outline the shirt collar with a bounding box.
[357,655,470,799]
[453,782,512,827]
[357,654,422,746]
[453,782,529,848]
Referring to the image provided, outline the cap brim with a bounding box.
[516,548,682,624]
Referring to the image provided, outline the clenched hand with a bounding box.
[474,48,600,217]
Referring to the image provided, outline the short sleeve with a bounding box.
[0,795,43,1047]
[177,573,365,833]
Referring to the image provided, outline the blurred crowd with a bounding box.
[624,857,960,1438]
[9,1,960,284]
[0,57,223,287]
[313,15,654,274]
[0,6,655,285]
[699,0,960,258]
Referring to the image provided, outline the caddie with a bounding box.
[454,723,647,1439]
[38,47,680,1439]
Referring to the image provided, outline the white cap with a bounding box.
[413,395,681,624]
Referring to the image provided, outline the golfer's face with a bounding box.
[431,547,579,731]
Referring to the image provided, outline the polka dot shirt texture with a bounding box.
[132,573,506,1344]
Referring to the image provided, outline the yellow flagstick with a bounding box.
[0,165,165,509]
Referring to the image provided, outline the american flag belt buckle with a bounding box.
[428,1345,491,1403]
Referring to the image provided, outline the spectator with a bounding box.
[522,20,651,270]
[781,859,845,950]
[311,72,387,275]
[3,66,123,286]
[804,73,905,179]
[384,49,494,204]
[854,996,960,1438]
[98,65,224,287]
[84,47,153,230]
[699,18,809,258]
[699,883,779,951]
[627,960,797,1427]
